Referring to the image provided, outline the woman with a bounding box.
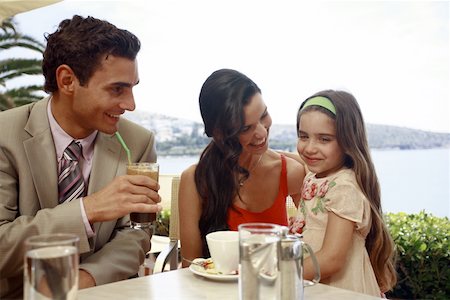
[179,69,305,266]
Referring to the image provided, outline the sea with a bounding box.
[158,148,450,218]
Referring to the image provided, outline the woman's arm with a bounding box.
[279,150,309,172]
[284,155,306,207]
[178,165,204,267]
[303,211,354,280]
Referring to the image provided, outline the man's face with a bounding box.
[67,55,139,138]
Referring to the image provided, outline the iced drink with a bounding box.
[127,162,159,229]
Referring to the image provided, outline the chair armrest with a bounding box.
[153,239,178,273]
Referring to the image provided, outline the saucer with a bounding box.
[304,279,314,287]
[189,258,238,281]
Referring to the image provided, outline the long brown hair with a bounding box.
[297,90,397,292]
[195,69,261,256]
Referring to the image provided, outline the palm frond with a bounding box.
[0,58,42,72]
[0,17,46,110]
[0,17,17,34]
[3,85,44,96]
[0,32,45,53]
[0,58,43,79]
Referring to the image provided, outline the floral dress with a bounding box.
[290,168,381,297]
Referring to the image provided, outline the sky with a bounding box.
[5,0,450,133]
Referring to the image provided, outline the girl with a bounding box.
[179,69,305,266]
[291,90,396,296]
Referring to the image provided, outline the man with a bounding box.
[0,15,161,298]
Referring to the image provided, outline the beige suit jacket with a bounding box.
[0,98,156,299]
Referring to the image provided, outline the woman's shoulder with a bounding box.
[274,150,305,177]
[265,149,280,159]
[259,150,281,170]
[269,150,305,169]
[265,149,298,163]
[180,164,197,181]
[182,164,197,174]
[276,150,304,164]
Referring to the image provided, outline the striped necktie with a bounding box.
[58,140,85,204]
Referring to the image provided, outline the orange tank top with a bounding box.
[227,155,289,231]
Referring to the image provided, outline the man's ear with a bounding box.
[56,64,77,95]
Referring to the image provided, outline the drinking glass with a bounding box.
[24,233,79,300]
[127,162,159,230]
[238,223,282,300]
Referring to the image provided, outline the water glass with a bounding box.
[238,223,282,300]
[24,233,79,300]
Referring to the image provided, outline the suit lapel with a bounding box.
[23,98,59,208]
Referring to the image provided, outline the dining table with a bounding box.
[78,268,382,300]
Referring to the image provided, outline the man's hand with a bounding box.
[83,174,162,224]
[78,269,96,289]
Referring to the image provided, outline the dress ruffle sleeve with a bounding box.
[324,175,365,224]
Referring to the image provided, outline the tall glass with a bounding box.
[127,162,159,229]
[24,233,79,300]
[238,223,282,300]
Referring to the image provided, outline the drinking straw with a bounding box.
[115,132,132,165]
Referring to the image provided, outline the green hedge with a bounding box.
[385,211,450,299]
[153,209,450,299]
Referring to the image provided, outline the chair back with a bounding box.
[168,176,180,240]
[153,175,180,273]
[286,195,297,218]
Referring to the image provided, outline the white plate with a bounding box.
[189,258,238,281]
[304,280,314,287]
[188,258,315,285]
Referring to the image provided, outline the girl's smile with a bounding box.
[297,110,345,178]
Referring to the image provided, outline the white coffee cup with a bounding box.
[206,230,239,274]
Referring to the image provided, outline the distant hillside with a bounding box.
[366,124,450,150]
[123,111,450,155]
[270,123,450,151]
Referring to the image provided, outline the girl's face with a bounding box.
[297,110,345,178]
[238,93,272,155]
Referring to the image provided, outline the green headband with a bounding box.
[301,96,336,115]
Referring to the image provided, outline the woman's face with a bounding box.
[238,93,272,155]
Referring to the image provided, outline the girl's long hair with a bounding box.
[195,69,261,256]
[297,90,397,292]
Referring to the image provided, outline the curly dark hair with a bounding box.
[42,15,141,93]
[195,68,261,256]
